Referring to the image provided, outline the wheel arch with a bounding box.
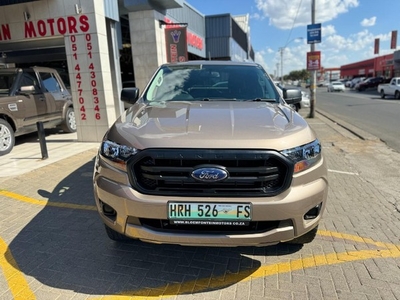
[61,100,74,121]
[0,113,16,133]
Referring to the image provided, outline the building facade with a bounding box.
[0,0,254,142]
[340,52,399,79]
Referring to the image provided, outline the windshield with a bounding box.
[143,64,280,103]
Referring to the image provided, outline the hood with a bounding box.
[108,101,316,151]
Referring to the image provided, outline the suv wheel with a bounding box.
[61,107,76,133]
[105,225,130,242]
[287,226,318,245]
[0,119,15,156]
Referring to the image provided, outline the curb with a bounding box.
[315,109,379,141]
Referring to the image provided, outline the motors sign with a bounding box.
[0,15,90,41]
[307,51,321,71]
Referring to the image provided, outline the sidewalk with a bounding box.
[0,129,98,179]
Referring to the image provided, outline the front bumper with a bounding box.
[93,155,328,247]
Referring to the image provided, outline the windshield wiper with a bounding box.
[248,98,277,102]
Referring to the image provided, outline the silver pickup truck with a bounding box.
[377,77,400,99]
[0,66,75,156]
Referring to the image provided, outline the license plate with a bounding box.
[168,202,251,222]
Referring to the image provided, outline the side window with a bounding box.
[40,72,62,93]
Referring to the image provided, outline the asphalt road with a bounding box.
[310,87,400,152]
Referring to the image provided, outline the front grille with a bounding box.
[127,149,293,197]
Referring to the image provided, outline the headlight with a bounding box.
[101,140,139,163]
[281,139,321,173]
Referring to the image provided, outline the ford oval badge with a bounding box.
[191,167,228,182]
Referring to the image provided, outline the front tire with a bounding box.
[61,107,76,133]
[287,226,318,245]
[0,119,15,156]
[380,90,385,99]
[105,225,130,242]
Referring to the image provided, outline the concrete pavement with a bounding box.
[0,108,399,300]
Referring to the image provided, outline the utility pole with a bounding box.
[279,47,284,85]
[309,0,316,118]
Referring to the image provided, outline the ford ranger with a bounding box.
[93,61,328,247]
[0,66,75,156]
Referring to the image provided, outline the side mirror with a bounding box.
[121,87,139,105]
[19,85,36,94]
[282,88,301,105]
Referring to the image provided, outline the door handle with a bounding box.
[39,97,45,101]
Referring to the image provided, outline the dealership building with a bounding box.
[340,50,400,79]
[0,0,254,142]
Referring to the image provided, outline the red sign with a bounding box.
[374,38,380,55]
[164,17,204,50]
[391,30,397,49]
[165,27,188,63]
[307,51,321,71]
[0,15,90,41]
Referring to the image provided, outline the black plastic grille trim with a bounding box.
[127,149,293,197]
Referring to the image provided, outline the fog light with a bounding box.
[100,200,117,221]
[304,202,322,220]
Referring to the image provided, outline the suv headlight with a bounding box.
[101,140,139,164]
[281,139,321,173]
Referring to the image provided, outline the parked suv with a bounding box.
[93,61,328,247]
[356,76,384,91]
[0,67,75,155]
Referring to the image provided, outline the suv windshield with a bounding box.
[143,64,280,102]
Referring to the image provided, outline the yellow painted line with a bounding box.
[1,189,400,300]
[0,190,97,211]
[0,237,36,300]
[94,234,400,300]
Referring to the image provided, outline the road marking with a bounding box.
[93,232,400,300]
[328,169,359,175]
[0,190,97,211]
[1,190,400,300]
[0,238,36,300]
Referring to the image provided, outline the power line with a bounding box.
[284,0,304,47]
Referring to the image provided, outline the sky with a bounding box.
[185,0,399,77]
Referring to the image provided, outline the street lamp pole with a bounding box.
[280,48,284,85]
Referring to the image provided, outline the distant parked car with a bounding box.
[345,80,352,87]
[327,81,345,92]
[356,77,384,91]
[350,77,365,89]
[300,91,310,108]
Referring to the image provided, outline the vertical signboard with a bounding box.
[165,27,188,63]
[391,30,397,49]
[64,13,114,141]
[374,38,380,55]
[307,23,321,44]
[307,51,321,71]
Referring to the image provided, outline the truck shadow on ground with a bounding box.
[5,155,302,297]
